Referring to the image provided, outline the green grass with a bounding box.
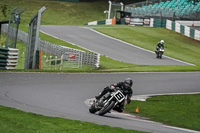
[16,40,26,69]
[125,94,200,131]
[0,105,146,133]
[0,0,107,27]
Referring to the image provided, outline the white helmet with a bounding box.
[160,40,164,44]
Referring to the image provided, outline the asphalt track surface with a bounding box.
[40,25,193,66]
[0,72,200,133]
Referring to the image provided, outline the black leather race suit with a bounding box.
[156,42,164,51]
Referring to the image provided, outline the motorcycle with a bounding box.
[89,88,125,116]
[156,48,164,59]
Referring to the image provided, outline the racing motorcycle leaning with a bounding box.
[89,87,125,116]
[156,48,164,59]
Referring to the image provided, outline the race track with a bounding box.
[0,26,199,133]
[40,25,193,66]
[0,72,200,133]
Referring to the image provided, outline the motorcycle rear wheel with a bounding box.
[98,101,115,116]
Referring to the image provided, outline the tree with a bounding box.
[0,4,8,17]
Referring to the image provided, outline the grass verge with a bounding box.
[125,94,200,131]
[0,105,146,133]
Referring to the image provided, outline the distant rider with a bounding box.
[95,78,133,112]
[155,40,165,54]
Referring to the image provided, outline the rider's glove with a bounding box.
[110,85,115,89]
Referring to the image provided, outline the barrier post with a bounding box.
[112,18,115,25]
[39,50,42,69]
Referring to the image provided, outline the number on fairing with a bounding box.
[114,90,125,102]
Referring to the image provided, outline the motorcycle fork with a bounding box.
[114,102,119,107]
[103,96,114,106]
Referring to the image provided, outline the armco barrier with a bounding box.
[175,22,180,33]
[97,20,106,25]
[195,30,200,40]
[166,19,172,29]
[106,19,112,25]
[88,18,200,42]
[151,18,200,41]
[180,25,185,34]
[38,40,100,68]
[172,21,175,31]
[165,19,200,41]
[190,29,195,39]
[87,19,115,25]
[153,19,166,28]
[0,48,18,69]
[185,26,190,37]
[1,24,100,68]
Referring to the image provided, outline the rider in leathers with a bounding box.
[155,40,165,55]
[95,78,133,112]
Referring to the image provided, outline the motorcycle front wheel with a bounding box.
[159,52,163,59]
[89,103,97,114]
[98,101,115,116]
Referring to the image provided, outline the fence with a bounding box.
[1,24,100,68]
[166,19,200,41]
[87,19,115,25]
[42,52,82,70]
[149,18,200,41]
[38,40,100,68]
[5,8,24,48]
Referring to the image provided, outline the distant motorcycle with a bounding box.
[156,48,164,59]
[89,88,125,116]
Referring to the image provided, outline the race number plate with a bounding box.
[114,90,125,103]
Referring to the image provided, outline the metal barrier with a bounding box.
[5,7,24,48]
[0,48,18,69]
[1,24,100,68]
[38,40,100,68]
[42,52,82,70]
[166,19,200,41]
